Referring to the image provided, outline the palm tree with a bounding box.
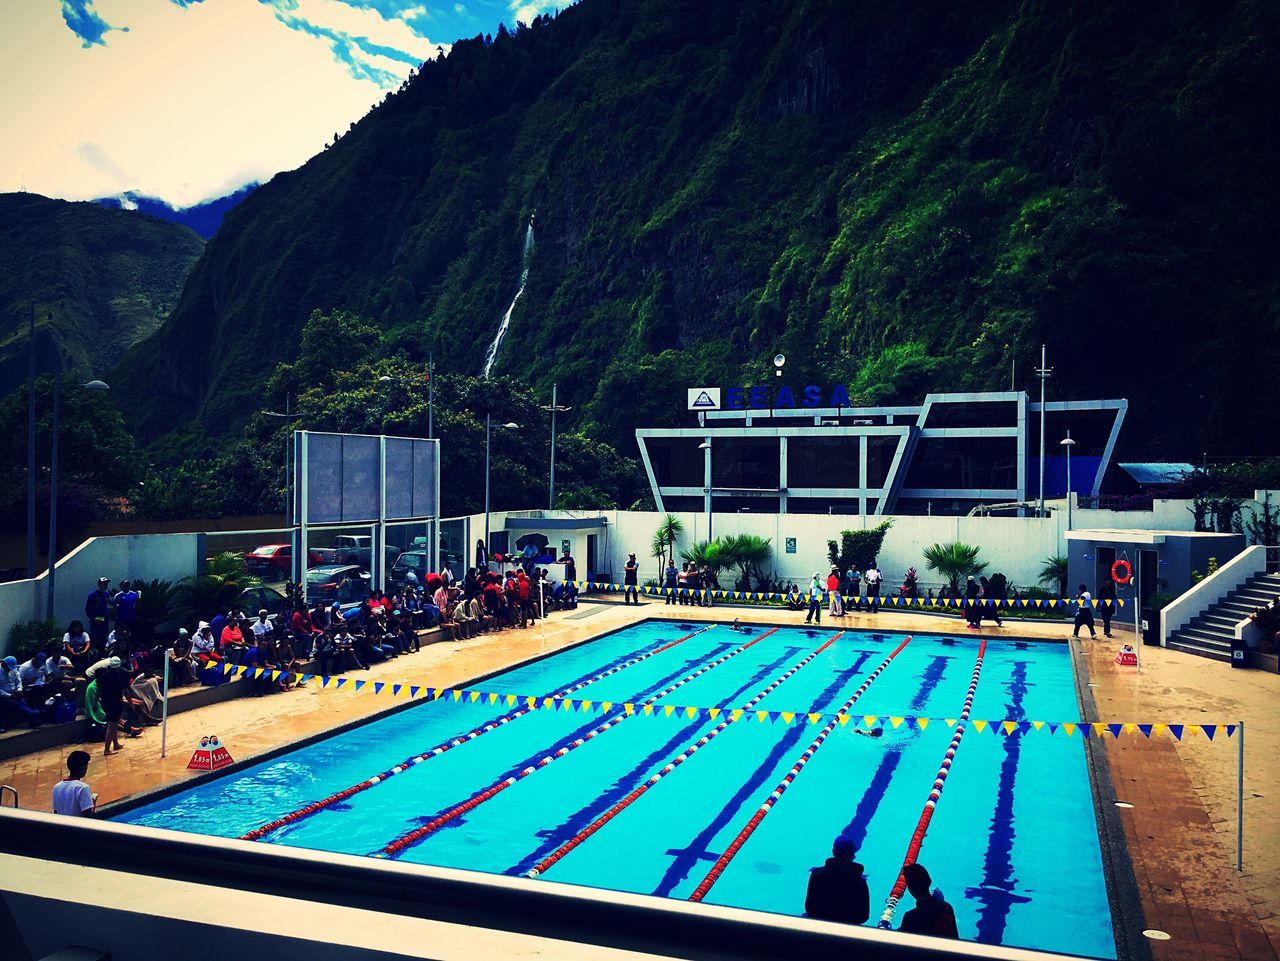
[176,551,263,624]
[681,539,727,574]
[923,542,987,594]
[718,533,773,592]
[654,513,685,566]
[1038,555,1069,598]
[650,530,669,580]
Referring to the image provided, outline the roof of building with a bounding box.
[1117,463,1197,486]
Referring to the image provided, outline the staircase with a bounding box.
[1168,572,1280,661]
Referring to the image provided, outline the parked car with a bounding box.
[304,564,370,606]
[388,549,431,591]
[331,535,400,572]
[244,544,335,577]
[237,586,290,617]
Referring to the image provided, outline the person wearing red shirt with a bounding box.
[827,568,844,617]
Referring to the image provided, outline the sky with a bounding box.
[0,0,561,209]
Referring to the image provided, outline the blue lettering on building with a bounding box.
[721,385,855,410]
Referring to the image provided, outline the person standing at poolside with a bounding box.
[864,562,883,614]
[827,567,844,618]
[52,751,97,817]
[663,559,678,604]
[1073,583,1097,639]
[623,553,639,605]
[805,573,823,624]
[85,577,113,652]
[1097,576,1116,638]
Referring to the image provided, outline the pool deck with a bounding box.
[2,599,1276,960]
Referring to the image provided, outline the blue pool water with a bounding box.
[116,621,1116,958]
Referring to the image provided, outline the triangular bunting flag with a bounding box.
[890,716,905,729]
[1062,723,1076,737]
[973,720,987,733]
[1138,724,1153,738]
[1003,721,1018,735]
[708,707,720,719]
[1107,723,1124,738]
[410,686,421,698]
[581,700,593,713]
[374,682,385,695]
[601,701,613,713]
[321,675,331,688]
[864,715,878,728]
[781,712,795,725]
[469,690,481,703]
[808,713,822,725]
[335,677,348,689]
[506,694,517,706]
[1225,724,1237,738]
[1201,725,1216,741]
[1093,723,1109,738]
[916,717,929,730]
[354,680,366,691]
[944,718,957,727]
[838,715,851,726]
[488,692,499,704]
[1032,720,1045,731]
[756,710,768,723]
[393,684,403,697]
[685,706,698,719]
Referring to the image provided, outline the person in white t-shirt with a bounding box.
[251,610,275,642]
[863,563,883,613]
[51,750,97,817]
[1073,584,1097,639]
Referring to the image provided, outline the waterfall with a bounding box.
[482,215,535,379]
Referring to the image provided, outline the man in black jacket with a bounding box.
[805,835,869,924]
[899,862,959,938]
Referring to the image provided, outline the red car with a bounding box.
[244,544,335,576]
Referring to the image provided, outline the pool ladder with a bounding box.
[1,784,18,808]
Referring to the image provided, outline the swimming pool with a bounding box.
[115,620,1116,958]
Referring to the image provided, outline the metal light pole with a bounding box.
[699,440,713,542]
[428,355,434,440]
[484,417,520,550]
[47,375,110,618]
[540,383,571,510]
[1036,345,1052,517]
[1061,432,1076,532]
[26,302,36,578]
[259,401,301,522]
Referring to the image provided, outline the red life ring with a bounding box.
[1111,560,1132,585]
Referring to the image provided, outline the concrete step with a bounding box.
[1175,627,1233,649]
[1201,613,1245,631]
[1168,638,1233,662]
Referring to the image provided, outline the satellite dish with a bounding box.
[773,354,786,368]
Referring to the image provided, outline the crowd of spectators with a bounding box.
[0,562,580,744]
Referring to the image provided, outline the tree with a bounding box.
[718,533,774,592]
[923,542,987,594]
[681,539,727,574]
[827,521,893,573]
[174,551,262,625]
[653,513,685,565]
[650,530,668,580]
[1038,555,1069,597]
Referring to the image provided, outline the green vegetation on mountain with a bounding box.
[113,0,1280,462]
[0,193,203,393]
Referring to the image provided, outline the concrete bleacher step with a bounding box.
[1168,637,1233,662]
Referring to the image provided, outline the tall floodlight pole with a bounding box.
[1061,433,1076,531]
[1035,345,1053,517]
[428,356,434,440]
[485,413,491,547]
[26,302,36,578]
[540,383,571,510]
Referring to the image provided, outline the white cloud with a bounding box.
[0,0,445,207]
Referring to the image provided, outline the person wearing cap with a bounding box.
[0,655,43,729]
[95,655,130,754]
[805,835,869,924]
[827,567,844,618]
[191,622,221,666]
[623,552,639,605]
[805,573,824,624]
[864,561,883,614]
[85,577,113,651]
[898,862,958,938]
[251,609,276,643]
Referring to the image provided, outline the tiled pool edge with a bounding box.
[1072,639,1151,961]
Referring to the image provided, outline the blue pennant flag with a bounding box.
[1168,724,1184,741]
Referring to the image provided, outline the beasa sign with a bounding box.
[723,385,855,410]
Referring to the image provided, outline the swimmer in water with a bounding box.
[731,618,742,631]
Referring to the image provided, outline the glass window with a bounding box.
[645,437,705,488]
[866,437,898,488]
[924,400,1018,428]
[787,438,861,488]
[712,438,780,489]
[904,437,1019,491]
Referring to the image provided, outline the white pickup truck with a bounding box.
[331,534,400,571]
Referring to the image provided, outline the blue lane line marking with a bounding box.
[503,647,810,876]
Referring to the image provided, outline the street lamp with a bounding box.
[1060,432,1076,532]
[259,400,302,558]
[540,383,572,510]
[485,417,520,551]
[378,362,434,438]
[46,373,110,618]
[773,353,786,378]
[699,440,713,541]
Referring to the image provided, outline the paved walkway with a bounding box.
[2,600,1275,960]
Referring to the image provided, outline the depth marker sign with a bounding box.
[687,388,721,411]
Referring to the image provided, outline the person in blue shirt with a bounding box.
[663,561,678,604]
[113,581,141,631]
[0,656,43,730]
[85,577,113,651]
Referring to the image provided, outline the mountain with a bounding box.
[114,0,1280,459]
[95,185,257,240]
[0,193,204,394]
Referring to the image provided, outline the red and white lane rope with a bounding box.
[876,639,987,928]
[524,630,850,879]
[374,628,781,858]
[687,635,913,902]
[239,624,717,842]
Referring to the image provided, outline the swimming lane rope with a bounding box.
[523,630,849,879]
[876,639,987,929]
[239,624,718,842]
[687,635,913,903]
[373,628,781,858]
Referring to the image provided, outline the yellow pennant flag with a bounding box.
[1062,723,1077,737]
[838,715,851,727]
[600,701,613,713]
[916,717,929,730]
[1123,722,1138,735]
[729,709,741,721]
[756,711,768,723]
[709,707,721,719]
[973,720,988,733]
[780,712,795,725]
[488,692,499,704]
[581,700,593,713]
[944,718,957,727]
[890,717,905,729]
[526,696,537,708]
[1151,723,1167,737]
[864,715,878,728]
[1002,721,1018,735]
[685,706,698,719]
[664,705,676,718]
[469,691,481,703]
[624,703,635,715]
[642,704,654,716]
[1092,723,1107,738]
[543,697,555,710]
[808,713,822,725]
